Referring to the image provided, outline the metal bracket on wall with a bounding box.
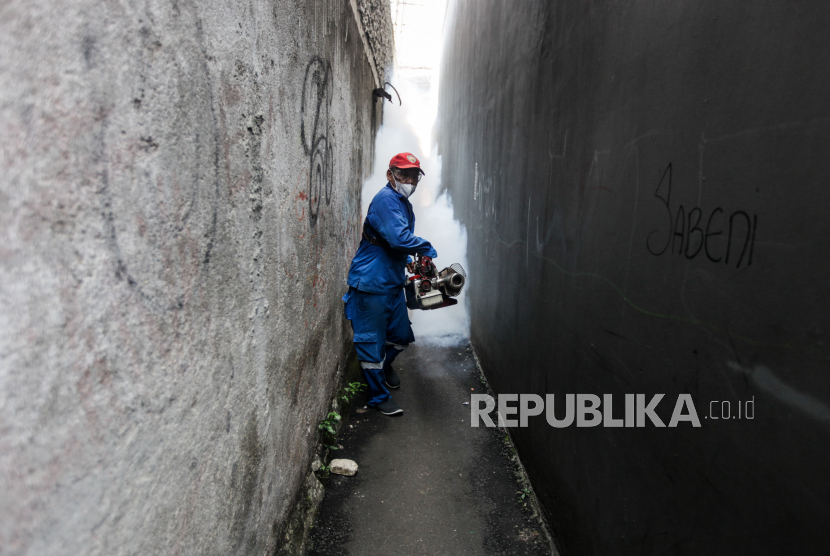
[372,82,401,105]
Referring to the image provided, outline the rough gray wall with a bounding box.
[440,1,830,554]
[0,1,390,554]
[356,0,394,81]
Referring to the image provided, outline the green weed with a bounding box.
[318,412,341,451]
[316,464,331,479]
[339,381,366,404]
[517,487,531,502]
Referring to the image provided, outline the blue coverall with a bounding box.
[343,183,437,405]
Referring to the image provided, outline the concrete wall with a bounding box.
[0,1,390,554]
[439,1,830,554]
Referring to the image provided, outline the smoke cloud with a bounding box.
[361,5,469,345]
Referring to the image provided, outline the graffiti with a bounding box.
[646,163,758,268]
[301,57,334,228]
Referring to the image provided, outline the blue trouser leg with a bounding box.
[383,288,415,372]
[351,289,389,405]
[361,365,389,406]
[343,287,414,405]
[383,345,403,372]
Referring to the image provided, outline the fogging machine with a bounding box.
[404,254,466,310]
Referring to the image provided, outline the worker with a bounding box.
[342,152,438,415]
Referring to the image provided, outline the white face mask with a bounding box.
[392,176,417,198]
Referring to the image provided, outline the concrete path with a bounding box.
[307,344,553,556]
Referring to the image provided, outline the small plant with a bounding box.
[517,487,531,502]
[318,412,341,451]
[316,464,331,479]
[339,381,366,404]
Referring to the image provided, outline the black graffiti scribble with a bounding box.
[646,163,674,256]
[301,57,334,228]
[646,163,757,269]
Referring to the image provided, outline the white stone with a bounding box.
[329,459,359,476]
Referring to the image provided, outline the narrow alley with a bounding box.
[307,344,553,556]
[3,0,830,554]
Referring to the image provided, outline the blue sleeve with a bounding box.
[367,196,438,258]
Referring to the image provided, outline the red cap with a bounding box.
[389,152,425,175]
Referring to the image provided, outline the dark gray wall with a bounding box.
[440,1,830,554]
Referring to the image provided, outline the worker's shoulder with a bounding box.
[370,184,405,209]
[373,183,397,200]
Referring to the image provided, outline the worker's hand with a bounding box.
[420,255,435,273]
[406,262,415,274]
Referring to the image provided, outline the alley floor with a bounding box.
[307,343,554,556]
